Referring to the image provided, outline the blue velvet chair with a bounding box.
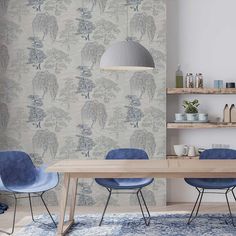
[185,149,236,226]
[95,148,154,226]
[0,151,58,235]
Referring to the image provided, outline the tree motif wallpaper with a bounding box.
[0,0,166,207]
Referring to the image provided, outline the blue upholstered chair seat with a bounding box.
[184,149,236,225]
[185,149,236,190]
[0,166,58,193]
[185,178,236,189]
[0,151,58,233]
[95,148,154,190]
[95,178,154,190]
[95,148,153,226]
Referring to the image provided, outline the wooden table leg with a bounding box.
[57,173,70,236]
[69,178,78,221]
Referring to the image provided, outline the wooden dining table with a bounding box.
[47,159,236,235]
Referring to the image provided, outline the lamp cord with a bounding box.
[126,4,129,40]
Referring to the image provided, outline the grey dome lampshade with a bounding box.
[100,41,155,71]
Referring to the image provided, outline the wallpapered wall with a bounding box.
[0,0,166,207]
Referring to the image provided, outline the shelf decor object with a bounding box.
[226,82,235,88]
[214,80,223,89]
[185,73,194,88]
[100,40,155,71]
[223,104,230,123]
[176,65,184,88]
[195,73,204,88]
[182,99,199,121]
[230,104,236,122]
[173,145,188,157]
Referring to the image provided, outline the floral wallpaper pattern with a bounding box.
[0,0,166,207]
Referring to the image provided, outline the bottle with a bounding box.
[230,104,236,123]
[175,65,183,88]
[223,104,230,123]
[195,73,204,88]
[185,73,194,88]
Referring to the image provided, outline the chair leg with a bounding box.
[99,188,112,226]
[0,193,17,235]
[187,188,204,225]
[137,189,151,226]
[231,188,236,201]
[28,194,36,222]
[40,192,57,227]
[225,188,236,227]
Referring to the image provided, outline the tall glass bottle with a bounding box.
[176,65,183,88]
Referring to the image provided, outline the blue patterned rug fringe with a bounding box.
[16,213,236,236]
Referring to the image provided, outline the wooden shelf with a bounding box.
[167,155,199,160]
[167,88,236,94]
[167,122,236,129]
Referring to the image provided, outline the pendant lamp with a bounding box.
[100,4,155,71]
[100,40,155,71]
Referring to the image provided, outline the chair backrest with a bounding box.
[106,148,149,160]
[0,151,37,188]
[200,149,236,160]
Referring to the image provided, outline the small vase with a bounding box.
[186,113,198,121]
[175,113,186,121]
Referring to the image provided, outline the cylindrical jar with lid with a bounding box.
[185,73,194,88]
[195,73,204,88]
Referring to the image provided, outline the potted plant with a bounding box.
[183,99,199,121]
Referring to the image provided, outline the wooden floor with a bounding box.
[1,203,236,235]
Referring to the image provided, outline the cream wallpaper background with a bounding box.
[0,0,166,207]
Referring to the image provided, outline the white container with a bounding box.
[188,146,197,157]
[186,113,198,121]
[174,145,189,157]
[175,113,186,121]
[198,113,208,122]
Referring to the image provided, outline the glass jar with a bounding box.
[185,73,194,88]
[195,73,204,88]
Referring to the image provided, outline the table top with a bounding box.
[46,159,236,178]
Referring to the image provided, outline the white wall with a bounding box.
[167,0,236,203]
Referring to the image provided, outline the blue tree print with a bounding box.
[76,76,95,99]
[126,0,143,11]
[77,8,92,19]
[76,18,95,41]
[76,66,95,99]
[77,66,92,77]
[76,124,95,157]
[27,37,46,70]
[27,0,45,12]
[125,95,144,128]
[27,95,46,128]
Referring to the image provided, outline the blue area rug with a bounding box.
[16,213,236,236]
